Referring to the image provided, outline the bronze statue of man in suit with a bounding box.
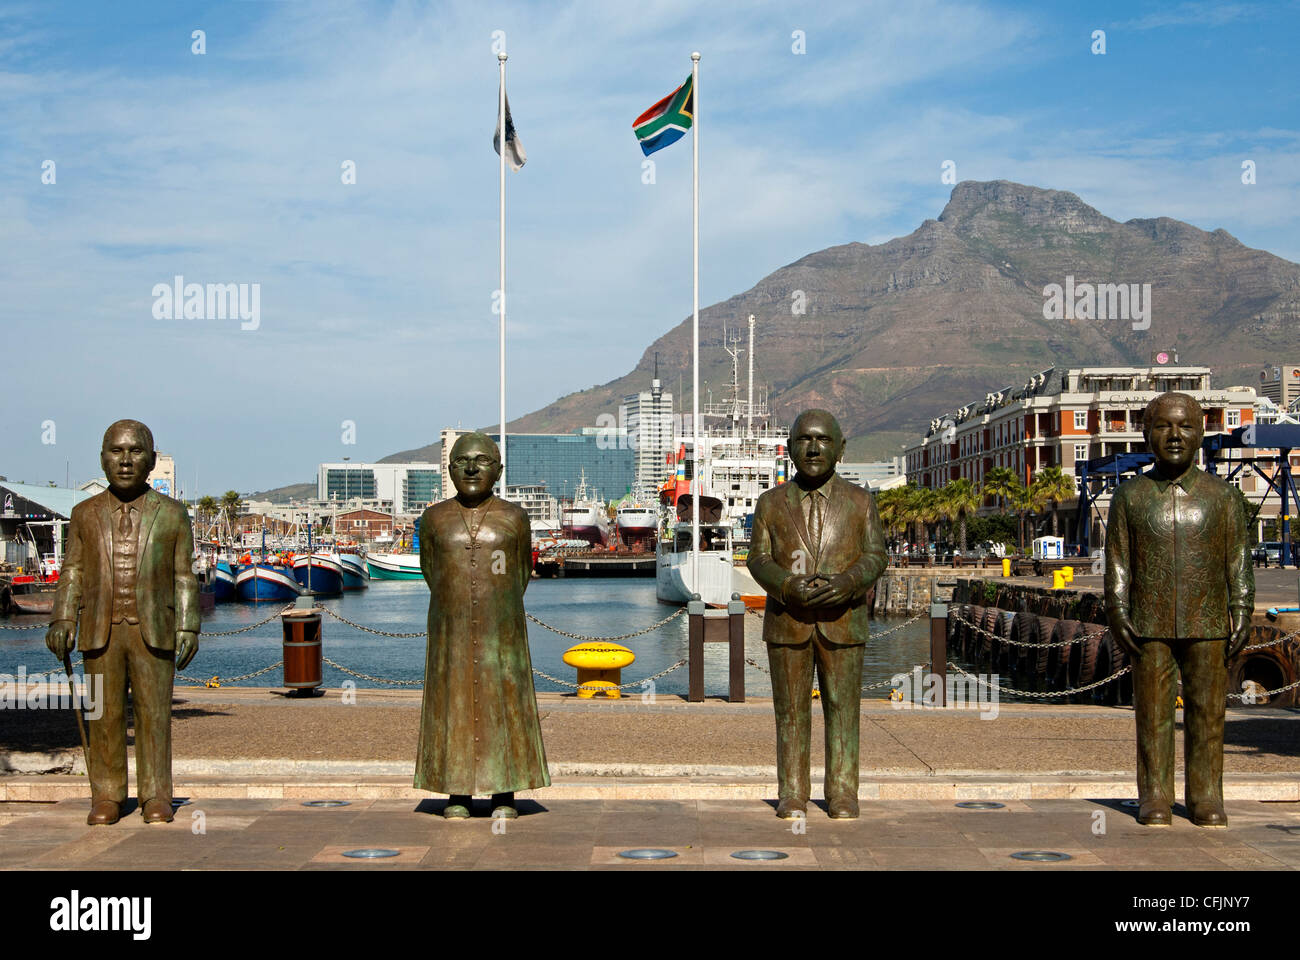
[414,432,549,820]
[45,420,200,825]
[747,409,888,819]
[1105,392,1254,827]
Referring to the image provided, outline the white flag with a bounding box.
[493,83,526,171]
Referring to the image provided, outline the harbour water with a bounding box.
[0,579,948,699]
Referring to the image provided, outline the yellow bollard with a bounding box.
[562,642,635,699]
[1001,558,1011,578]
[1061,566,1074,586]
[1052,570,1065,590]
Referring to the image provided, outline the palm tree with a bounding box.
[220,490,243,532]
[874,488,908,548]
[1029,466,1076,539]
[981,466,1019,512]
[940,478,982,553]
[197,495,218,534]
[1008,482,1033,554]
[911,486,941,555]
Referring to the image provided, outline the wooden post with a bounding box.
[688,596,705,702]
[930,601,948,707]
[728,594,745,702]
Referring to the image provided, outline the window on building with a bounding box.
[1227,409,1240,427]
[1074,443,1088,463]
[1074,410,1087,430]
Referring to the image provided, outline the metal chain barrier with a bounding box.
[531,658,688,692]
[199,606,293,637]
[318,606,425,638]
[945,659,1131,698]
[0,621,53,630]
[11,660,85,681]
[176,660,284,688]
[1227,677,1300,701]
[950,611,1090,648]
[524,607,685,643]
[321,657,423,686]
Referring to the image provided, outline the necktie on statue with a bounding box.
[808,492,822,558]
[119,504,132,537]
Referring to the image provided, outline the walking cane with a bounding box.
[62,650,89,767]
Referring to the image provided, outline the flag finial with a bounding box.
[498,51,507,62]
[691,51,701,61]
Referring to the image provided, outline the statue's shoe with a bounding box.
[775,799,807,820]
[141,799,174,823]
[1137,801,1172,826]
[87,800,121,826]
[827,798,860,820]
[490,793,518,819]
[1190,802,1227,828]
[444,795,472,820]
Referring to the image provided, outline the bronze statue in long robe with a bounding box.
[414,434,549,798]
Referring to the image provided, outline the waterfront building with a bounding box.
[1259,364,1300,410]
[440,428,634,506]
[317,462,441,513]
[619,377,675,500]
[839,458,905,489]
[148,453,177,498]
[903,365,1258,540]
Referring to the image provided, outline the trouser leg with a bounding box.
[83,629,128,805]
[1178,638,1226,811]
[124,624,175,805]
[815,635,863,805]
[1132,638,1176,809]
[767,639,813,803]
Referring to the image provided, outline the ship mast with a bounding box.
[747,314,755,438]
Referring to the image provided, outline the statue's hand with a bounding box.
[1225,612,1251,662]
[175,631,198,671]
[783,575,820,607]
[1111,617,1140,663]
[45,621,75,660]
[806,572,855,607]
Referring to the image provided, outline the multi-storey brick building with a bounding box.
[904,365,1259,538]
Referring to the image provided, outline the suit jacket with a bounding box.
[747,474,887,646]
[1104,465,1253,639]
[51,488,200,652]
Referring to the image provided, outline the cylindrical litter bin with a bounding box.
[281,605,323,696]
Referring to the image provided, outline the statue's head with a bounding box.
[449,432,502,503]
[100,419,157,498]
[789,409,844,486]
[1142,392,1204,474]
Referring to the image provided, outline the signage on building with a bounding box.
[152,478,171,496]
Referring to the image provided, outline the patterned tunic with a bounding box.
[1104,466,1254,639]
[413,495,550,795]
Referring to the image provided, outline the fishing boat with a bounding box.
[366,552,422,580]
[655,495,737,606]
[292,551,344,595]
[234,560,303,602]
[213,560,237,602]
[561,469,610,546]
[614,499,658,550]
[336,549,370,590]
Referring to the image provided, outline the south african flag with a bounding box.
[633,75,694,156]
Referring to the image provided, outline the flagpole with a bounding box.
[498,50,508,498]
[690,51,700,597]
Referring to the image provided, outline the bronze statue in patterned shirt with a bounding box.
[1105,392,1254,827]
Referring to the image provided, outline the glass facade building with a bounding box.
[485,432,634,503]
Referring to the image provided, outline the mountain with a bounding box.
[499,180,1300,460]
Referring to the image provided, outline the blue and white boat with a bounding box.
[213,560,237,603]
[235,562,303,602]
[292,552,344,595]
[336,550,370,590]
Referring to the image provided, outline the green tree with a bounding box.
[939,478,982,553]
[220,490,243,531]
[1008,482,1034,554]
[1029,465,1076,539]
[981,466,1019,512]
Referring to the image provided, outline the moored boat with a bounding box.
[336,550,370,590]
[292,552,344,595]
[235,562,303,602]
[366,553,422,580]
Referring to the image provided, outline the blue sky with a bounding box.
[2,0,1297,495]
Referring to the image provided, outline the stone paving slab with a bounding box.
[1,796,1298,871]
